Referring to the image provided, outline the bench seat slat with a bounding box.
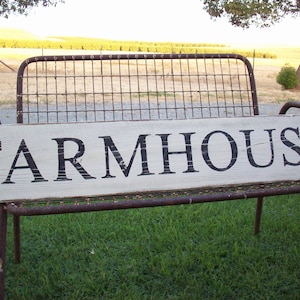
[6,180,300,216]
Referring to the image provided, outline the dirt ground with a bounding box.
[252,63,300,104]
[0,52,299,122]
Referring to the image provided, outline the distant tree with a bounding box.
[201,0,300,28]
[0,0,64,18]
[276,64,298,89]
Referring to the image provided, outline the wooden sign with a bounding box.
[0,116,299,202]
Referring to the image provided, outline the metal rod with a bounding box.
[13,216,21,263]
[254,196,263,234]
[0,204,8,300]
[6,182,300,217]
[279,100,300,114]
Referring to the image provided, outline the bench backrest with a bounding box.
[16,53,259,124]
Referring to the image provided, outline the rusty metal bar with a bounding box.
[254,196,264,234]
[7,181,300,217]
[13,216,21,264]
[16,53,259,124]
[279,100,300,114]
[0,204,8,300]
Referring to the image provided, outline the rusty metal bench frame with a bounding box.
[0,53,299,299]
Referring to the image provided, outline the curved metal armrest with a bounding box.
[279,101,300,114]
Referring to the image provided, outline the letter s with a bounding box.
[281,127,300,166]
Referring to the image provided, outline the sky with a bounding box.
[0,0,299,47]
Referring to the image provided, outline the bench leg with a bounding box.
[13,216,21,264]
[254,196,263,234]
[0,204,8,300]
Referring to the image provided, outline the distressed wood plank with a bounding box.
[0,116,299,202]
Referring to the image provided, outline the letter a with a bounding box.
[3,139,47,184]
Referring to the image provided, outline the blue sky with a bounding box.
[0,0,299,46]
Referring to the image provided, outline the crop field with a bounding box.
[0,28,276,57]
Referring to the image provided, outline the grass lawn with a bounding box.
[5,194,300,299]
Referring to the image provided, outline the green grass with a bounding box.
[5,194,300,299]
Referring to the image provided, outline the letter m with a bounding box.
[99,134,153,178]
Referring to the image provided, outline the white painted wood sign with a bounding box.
[0,116,299,202]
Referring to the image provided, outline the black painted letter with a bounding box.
[52,138,95,181]
[202,131,237,171]
[281,127,300,166]
[3,139,47,184]
[240,129,275,168]
[100,134,153,178]
[157,132,198,174]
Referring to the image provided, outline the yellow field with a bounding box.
[1,45,299,69]
[248,46,300,68]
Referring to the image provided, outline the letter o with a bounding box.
[201,130,238,171]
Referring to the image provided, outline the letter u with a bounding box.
[240,129,275,168]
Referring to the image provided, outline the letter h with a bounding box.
[157,132,198,174]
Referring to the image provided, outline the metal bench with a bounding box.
[0,53,299,299]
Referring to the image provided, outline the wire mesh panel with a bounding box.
[16,53,258,124]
